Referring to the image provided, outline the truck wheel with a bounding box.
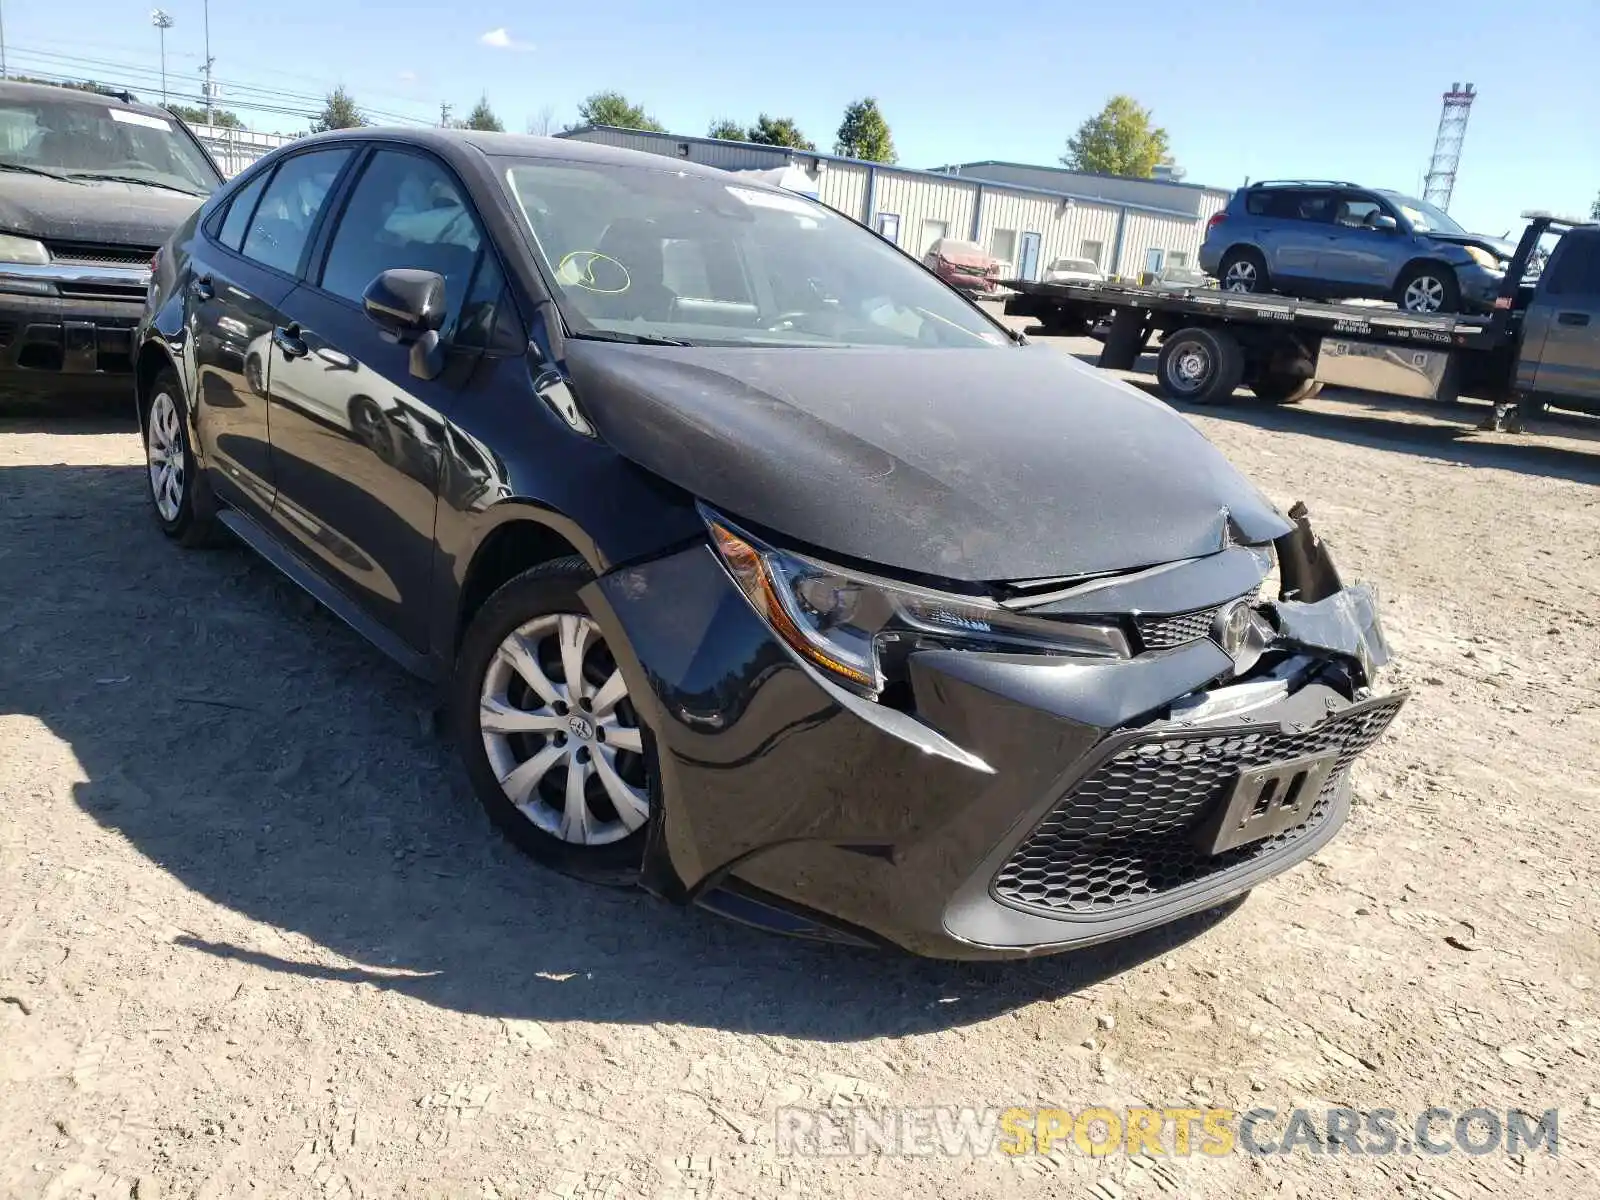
[1396,264,1461,314]
[1218,248,1269,294]
[1251,370,1321,404]
[1156,328,1245,405]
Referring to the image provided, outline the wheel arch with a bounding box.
[452,505,603,654]
[134,339,179,431]
[1393,256,1457,290]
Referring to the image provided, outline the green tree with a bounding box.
[166,103,243,130]
[834,97,895,163]
[1591,191,1600,222]
[1061,95,1169,178]
[310,86,365,133]
[572,91,665,132]
[463,96,504,132]
[707,118,745,141]
[13,75,129,98]
[746,114,814,151]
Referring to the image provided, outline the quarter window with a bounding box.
[240,148,353,275]
[319,150,484,330]
[216,170,269,252]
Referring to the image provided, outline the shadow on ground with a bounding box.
[1060,348,1600,488]
[1,455,1235,1040]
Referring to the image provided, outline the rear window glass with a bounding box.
[1544,235,1600,295]
[1245,189,1333,222]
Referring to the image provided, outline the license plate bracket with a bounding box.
[1194,752,1339,854]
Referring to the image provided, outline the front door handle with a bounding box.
[272,323,308,358]
[1557,310,1591,327]
[190,274,213,300]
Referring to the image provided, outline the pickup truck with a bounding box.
[1003,214,1599,429]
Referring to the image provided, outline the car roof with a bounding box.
[296,126,756,183]
[0,79,174,119]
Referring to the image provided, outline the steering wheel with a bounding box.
[764,311,811,332]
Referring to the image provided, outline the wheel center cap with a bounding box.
[568,715,595,741]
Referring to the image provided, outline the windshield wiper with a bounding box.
[66,172,206,196]
[0,161,83,183]
[570,329,693,347]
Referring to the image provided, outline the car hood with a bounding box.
[1423,230,1518,259]
[0,175,204,246]
[563,341,1292,582]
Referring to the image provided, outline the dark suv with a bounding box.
[0,81,222,398]
[1200,180,1515,314]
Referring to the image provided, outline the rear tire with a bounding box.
[453,556,657,884]
[1218,248,1269,294]
[1156,327,1245,405]
[143,367,224,548]
[1251,370,1321,404]
[1396,264,1461,314]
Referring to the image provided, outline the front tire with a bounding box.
[1396,264,1461,314]
[143,368,222,547]
[453,557,656,881]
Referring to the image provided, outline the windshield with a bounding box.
[0,98,220,195]
[1382,192,1465,235]
[501,159,1011,349]
[1050,259,1099,273]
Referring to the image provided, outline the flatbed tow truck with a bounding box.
[1003,213,1598,431]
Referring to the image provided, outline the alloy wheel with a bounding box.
[478,613,649,846]
[146,391,185,522]
[1402,275,1446,313]
[1223,261,1257,292]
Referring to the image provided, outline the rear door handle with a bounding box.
[1557,311,1591,326]
[190,274,213,300]
[272,323,308,359]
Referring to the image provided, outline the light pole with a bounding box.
[150,10,174,106]
[200,0,214,126]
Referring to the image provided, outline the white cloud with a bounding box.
[479,27,532,51]
[397,70,419,84]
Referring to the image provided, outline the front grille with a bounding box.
[46,240,158,267]
[57,282,147,301]
[1136,606,1221,651]
[992,694,1404,915]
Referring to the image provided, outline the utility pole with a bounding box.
[439,101,453,128]
[201,0,214,126]
[1,0,8,79]
[151,10,174,106]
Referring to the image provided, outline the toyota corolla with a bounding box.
[135,129,1404,959]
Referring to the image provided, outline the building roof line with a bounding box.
[939,159,1227,196]
[557,126,1207,220]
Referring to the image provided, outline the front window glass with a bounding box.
[1384,193,1465,235]
[0,98,220,195]
[502,159,1010,349]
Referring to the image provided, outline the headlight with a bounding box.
[0,233,49,265]
[704,510,1130,697]
[1463,245,1504,271]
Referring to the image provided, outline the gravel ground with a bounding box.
[2,348,1598,1199]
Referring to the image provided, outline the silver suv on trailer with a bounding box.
[1199,180,1516,314]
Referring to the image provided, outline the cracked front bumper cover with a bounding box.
[582,539,1404,960]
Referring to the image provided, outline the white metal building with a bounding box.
[557,126,1231,281]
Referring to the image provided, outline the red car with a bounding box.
[923,238,1003,297]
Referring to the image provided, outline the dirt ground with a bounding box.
[2,347,1599,1200]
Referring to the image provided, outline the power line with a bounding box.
[4,43,431,126]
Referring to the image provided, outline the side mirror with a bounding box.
[1372,214,1399,232]
[362,269,447,381]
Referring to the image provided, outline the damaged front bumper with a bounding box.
[580,515,1405,960]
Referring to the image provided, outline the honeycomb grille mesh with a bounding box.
[992,696,1404,915]
[1135,605,1224,651]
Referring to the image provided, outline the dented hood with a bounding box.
[563,341,1292,581]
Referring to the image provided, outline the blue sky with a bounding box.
[6,0,1595,234]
